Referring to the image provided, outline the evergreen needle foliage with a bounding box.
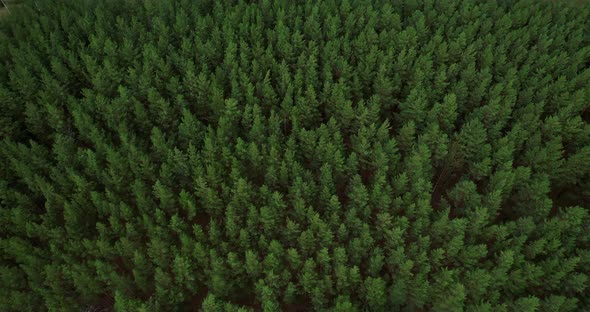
[1,0,590,311]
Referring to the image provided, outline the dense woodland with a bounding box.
[1,0,590,311]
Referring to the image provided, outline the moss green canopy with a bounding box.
[1,0,589,311]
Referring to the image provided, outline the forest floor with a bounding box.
[0,0,23,19]
[0,5,10,18]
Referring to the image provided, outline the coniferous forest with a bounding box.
[1,0,590,311]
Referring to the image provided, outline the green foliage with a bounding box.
[1,0,589,311]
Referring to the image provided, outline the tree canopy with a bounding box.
[1,0,589,311]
